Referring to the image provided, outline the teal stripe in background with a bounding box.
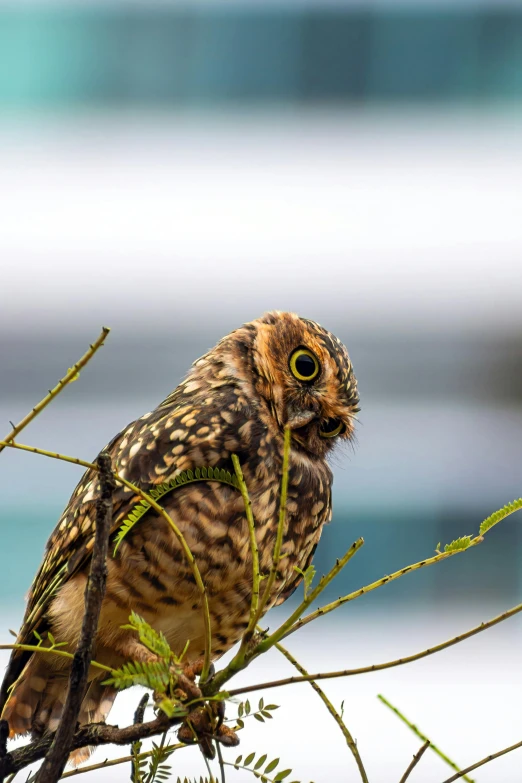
[0,6,521,107]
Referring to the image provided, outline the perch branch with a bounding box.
[35,452,115,783]
[0,713,185,779]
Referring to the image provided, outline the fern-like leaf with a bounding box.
[444,535,473,553]
[479,498,522,536]
[113,467,240,554]
[103,659,171,692]
[122,611,173,661]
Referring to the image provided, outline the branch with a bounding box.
[0,327,110,456]
[59,741,186,779]
[398,741,430,783]
[0,713,183,779]
[286,540,482,639]
[0,438,213,683]
[34,452,115,783]
[274,641,368,783]
[225,599,522,698]
[441,738,522,782]
[377,695,473,782]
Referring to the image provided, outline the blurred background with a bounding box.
[1,0,522,780]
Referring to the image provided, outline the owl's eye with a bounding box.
[289,348,320,383]
[319,418,345,438]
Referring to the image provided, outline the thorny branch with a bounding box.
[34,452,115,783]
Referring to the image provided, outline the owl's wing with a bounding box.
[1,401,191,709]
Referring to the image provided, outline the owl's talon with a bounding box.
[215,722,239,747]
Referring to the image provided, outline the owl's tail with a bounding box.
[1,654,117,765]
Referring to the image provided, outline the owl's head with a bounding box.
[246,312,359,457]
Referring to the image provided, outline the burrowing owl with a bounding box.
[0,311,359,755]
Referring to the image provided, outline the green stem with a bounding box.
[0,644,113,674]
[256,426,291,618]
[377,695,474,783]
[231,453,259,642]
[255,537,364,654]
[286,538,482,639]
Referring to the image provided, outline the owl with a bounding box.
[0,311,359,759]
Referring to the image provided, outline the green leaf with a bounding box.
[444,535,473,553]
[479,498,522,535]
[265,759,279,774]
[274,772,292,781]
[238,702,244,718]
[259,697,264,710]
[255,755,267,770]
[245,752,256,766]
[254,713,265,722]
[245,699,251,715]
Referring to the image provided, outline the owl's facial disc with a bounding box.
[251,313,359,456]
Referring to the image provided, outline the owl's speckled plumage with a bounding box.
[0,312,359,758]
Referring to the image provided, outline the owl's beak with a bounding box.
[285,406,318,430]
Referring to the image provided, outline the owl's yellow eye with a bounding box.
[289,348,320,383]
[319,418,345,438]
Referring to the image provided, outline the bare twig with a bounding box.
[34,452,115,783]
[216,741,226,783]
[377,695,473,783]
[398,740,430,783]
[59,741,186,779]
[441,738,522,782]
[0,327,110,456]
[226,599,522,698]
[130,694,149,783]
[275,641,368,783]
